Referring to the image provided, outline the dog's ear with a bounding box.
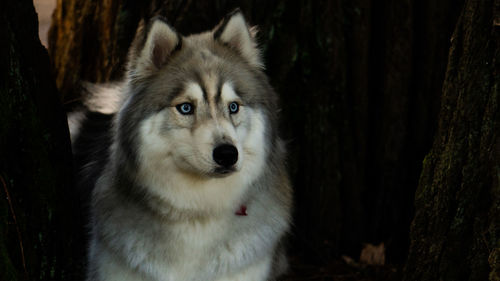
[128,17,181,81]
[213,9,262,68]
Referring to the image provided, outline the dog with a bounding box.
[70,9,293,281]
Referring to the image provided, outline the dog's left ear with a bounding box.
[214,9,263,68]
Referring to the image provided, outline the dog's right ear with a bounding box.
[128,17,181,82]
[213,9,262,68]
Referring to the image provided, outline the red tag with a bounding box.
[235,205,247,216]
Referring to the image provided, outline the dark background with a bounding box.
[48,0,464,264]
[1,0,498,280]
[48,0,463,262]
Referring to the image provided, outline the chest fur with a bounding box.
[94,199,276,280]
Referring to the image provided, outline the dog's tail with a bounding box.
[67,83,119,220]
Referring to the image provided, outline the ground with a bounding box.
[282,256,401,281]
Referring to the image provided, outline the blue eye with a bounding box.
[229,102,239,114]
[176,103,194,115]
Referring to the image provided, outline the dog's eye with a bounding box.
[228,102,239,114]
[176,103,194,115]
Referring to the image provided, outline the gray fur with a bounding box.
[81,10,292,281]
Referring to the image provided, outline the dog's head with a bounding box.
[114,10,279,210]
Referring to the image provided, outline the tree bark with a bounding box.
[404,0,499,280]
[0,0,85,280]
[49,0,462,266]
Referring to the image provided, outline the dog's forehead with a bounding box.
[179,79,239,103]
[220,82,239,101]
[197,49,216,62]
[183,82,204,100]
[154,39,253,104]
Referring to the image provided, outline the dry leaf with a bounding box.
[359,242,385,265]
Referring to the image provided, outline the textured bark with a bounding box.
[49,0,462,266]
[404,0,499,280]
[0,0,84,280]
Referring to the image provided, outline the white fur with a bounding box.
[221,82,240,102]
[67,109,86,144]
[90,188,286,281]
[88,81,286,280]
[68,83,125,144]
[88,16,290,281]
[84,83,126,114]
[89,106,287,280]
[181,82,204,101]
[136,104,267,213]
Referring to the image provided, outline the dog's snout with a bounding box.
[213,144,238,167]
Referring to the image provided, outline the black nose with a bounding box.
[213,144,238,168]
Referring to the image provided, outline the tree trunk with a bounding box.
[0,0,85,280]
[49,0,462,266]
[404,0,499,280]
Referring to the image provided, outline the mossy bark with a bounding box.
[404,0,499,280]
[0,0,85,280]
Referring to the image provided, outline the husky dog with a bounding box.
[72,9,293,281]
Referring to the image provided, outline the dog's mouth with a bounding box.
[211,166,237,177]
